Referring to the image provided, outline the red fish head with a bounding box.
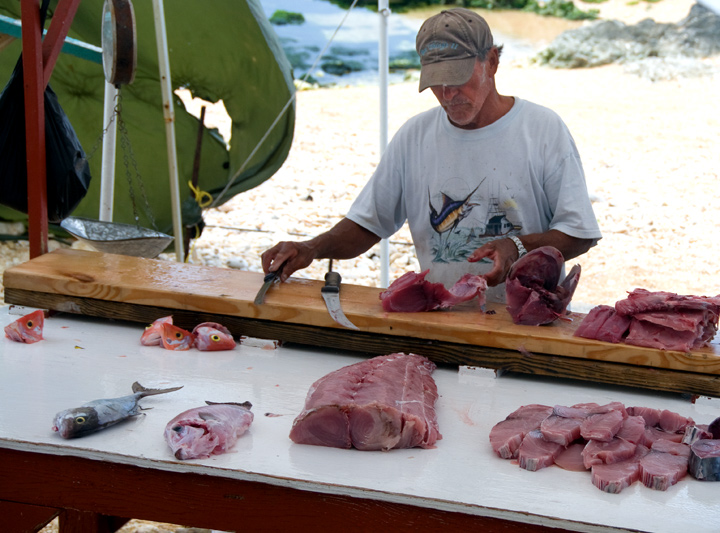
[140,316,173,346]
[4,309,44,344]
[161,323,195,351]
[193,324,236,351]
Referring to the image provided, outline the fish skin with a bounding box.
[141,316,173,346]
[161,323,195,350]
[52,382,183,439]
[4,309,44,344]
[192,322,236,351]
[164,401,254,460]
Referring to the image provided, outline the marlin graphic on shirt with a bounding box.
[428,179,521,263]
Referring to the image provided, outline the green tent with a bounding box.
[0,0,295,236]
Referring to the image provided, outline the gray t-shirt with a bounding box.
[347,98,602,302]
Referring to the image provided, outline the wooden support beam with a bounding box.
[20,0,83,258]
[21,0,48,258]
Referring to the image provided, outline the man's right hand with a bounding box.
[260,241,317,283]
[259,218,382,283]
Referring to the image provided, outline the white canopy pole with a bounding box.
[152,0,184,261]
[98,81,118,222]
[378,0,390,288]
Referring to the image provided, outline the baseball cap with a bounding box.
[415,8,494,92]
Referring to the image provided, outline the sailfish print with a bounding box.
[429,179,484,251]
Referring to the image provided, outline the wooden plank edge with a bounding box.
[1,448,574,533]
[6,288,720,397]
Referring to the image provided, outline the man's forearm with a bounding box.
[308,218,381,260]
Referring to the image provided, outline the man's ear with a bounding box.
[487,47,500,76]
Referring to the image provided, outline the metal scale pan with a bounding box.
[60,217,173,258]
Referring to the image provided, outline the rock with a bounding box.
[535,3,720,77]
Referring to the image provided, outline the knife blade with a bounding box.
[321,264,359,330]
[254,262,285,305]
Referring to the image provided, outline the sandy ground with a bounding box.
[5,1,717,531]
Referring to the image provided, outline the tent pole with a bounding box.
[152,0,184,261]
[378,0,390,288]
[99,81,118,222]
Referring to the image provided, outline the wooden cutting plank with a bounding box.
[4,249,720,396]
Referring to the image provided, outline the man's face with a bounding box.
[430,58,493,130]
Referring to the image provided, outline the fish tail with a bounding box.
[131,381,184,397]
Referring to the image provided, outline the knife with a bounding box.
[254,262,285,305]
[321,260,359,330]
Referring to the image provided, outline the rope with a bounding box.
[209,0,362,208]
[188,181,213,208]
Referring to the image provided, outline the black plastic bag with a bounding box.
[0,55,92,224]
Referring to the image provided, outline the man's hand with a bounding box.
[260,218,381,283]
[468,230,596,287]
[468,237,519,287]
[261,241,317,283]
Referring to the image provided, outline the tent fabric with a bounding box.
[0,0,295,235]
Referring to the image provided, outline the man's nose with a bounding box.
[442,84,458,99]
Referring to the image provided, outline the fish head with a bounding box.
[52,407,100,439]
[193,325,236,351]
[161,323,195,350]
[140,316,173,346]
[164,419,219,460]
[4,310,45,344]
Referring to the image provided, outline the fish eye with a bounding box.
[175,332,183,339]
[173,425,183,432]
[26,320,34,327]
[211,334,220,342]
[145,324,153,330]
[75,416,86,424]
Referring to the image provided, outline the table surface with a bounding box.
[2,306,719,533]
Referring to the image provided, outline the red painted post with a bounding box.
[21,0,48,258]
[20,0,83,258]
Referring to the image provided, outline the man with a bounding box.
[261,8,601,303]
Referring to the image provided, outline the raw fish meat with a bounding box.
[640,450,688,490]
[575,289,720,351]
[505,246,580,325]
[518,430,564,471]
[689,439,720,481]
[490,400,705,493]
[489,404,553,459]
[554,442,588,472]
[379,270,486,312]
[289,353,441,451]
[591,445,649,494]
[164,401,254,460]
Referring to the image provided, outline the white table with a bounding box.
[1,306,718,532]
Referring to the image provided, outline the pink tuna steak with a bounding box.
[379,270,487,312]
[289,353,441,451]
[505,246,580,325]
[164,401,254,460]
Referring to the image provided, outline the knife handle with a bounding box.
[263,272,277,283]
[322,271,342,293]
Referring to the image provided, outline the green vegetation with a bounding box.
[269,10,305,25]
[326,0,600,20]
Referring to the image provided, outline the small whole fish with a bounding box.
[161,322,195,350]
[140,316,173,346]
[164,401,254,460]
[4,309,45,344]
[52,382,183,439]
[192,322,236,351]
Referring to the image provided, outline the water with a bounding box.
[259,0,537,87]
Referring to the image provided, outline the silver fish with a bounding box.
[52,381,183,439]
